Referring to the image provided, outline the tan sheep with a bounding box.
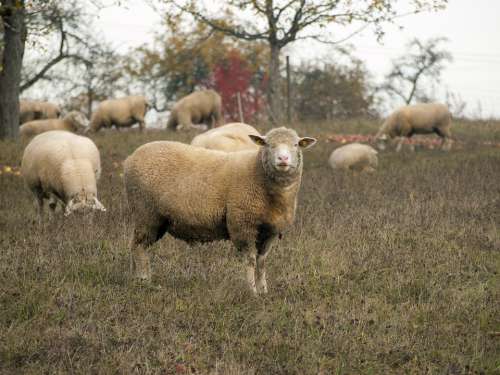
[19,111,89,138]
[88,95,150,133]
[20,100,61,124]
[166,89,222,131]
[21,130,106,223]
[124,127,316,294]
[376,103,453,151]
[329,143,378,173]
[190,122,261,152]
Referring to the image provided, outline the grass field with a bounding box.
[1,119,499,374]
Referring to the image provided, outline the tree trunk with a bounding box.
[0,1,26,139]
[267,44,282,124]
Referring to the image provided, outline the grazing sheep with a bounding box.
[20,111,89,138]
[376,103,453,152]
[124,127,316,294]
[88,95,150,133]
[191,122,261,152]
[20,100,61,124]
[21,130,106,223]
[166,89,222,131]
[329,143,378,173]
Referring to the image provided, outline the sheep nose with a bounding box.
[278,155,289,162]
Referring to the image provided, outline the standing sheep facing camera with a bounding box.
[20,100,61,124]
[21,131,106,223]
[20,111,89,138]
[124,127,316,294]
[88,95,150,133]
[191,122,261,152]
[329,143,378,173]
[166,89,222,131]
[376,103,453,151]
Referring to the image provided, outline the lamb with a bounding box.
[190,122,261,152]
[20,100,61,124]
[375,103,453,152]
[20,111,89,138]
[166,89,222,131]
[21,130,106,223]
[329,143,378,173]
[88,95,150,133]
[124,127,316,294]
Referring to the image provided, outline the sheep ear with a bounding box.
[298,137,317,149]
[64,200,75,216]
[93,197,106,212]
[248,134,266,146]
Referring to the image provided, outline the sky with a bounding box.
[95,0,500,118]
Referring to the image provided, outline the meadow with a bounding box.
[0,119,499,374]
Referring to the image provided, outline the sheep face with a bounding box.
[64,191,106,216]
[249,127,316,174]
[376,134,389,151]
[66,111,89,132]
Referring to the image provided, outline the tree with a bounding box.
[383,37,452,105]
[20,1,96,93]
[160,0,448,123]
[294,59,377,121]
[123,21,269,121]
[0,0,26,139]
[0,0,110,139]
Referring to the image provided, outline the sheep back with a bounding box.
[191,122,260,152]
[329,143,378,172]
[21,131,101,203]
[90,95,149,131]
[167,90,222,130]
[124,141,291,242]
[379,103,451,138]
[20,100,61,124]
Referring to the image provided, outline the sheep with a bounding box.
[124,127,316,294]
[88,95,150,133]
[21,130,106,223]
[376,103,453,152]
[19,111,89,138]
[166,89,222,131]
[190,122,261,152]
[20,100,61,124]
[329,143,378,173]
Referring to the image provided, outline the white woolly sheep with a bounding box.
[166,89,222,131]
[124,127,316,294]
[88,95,150,133]
[21,130,106,222]
[376,103,453,152]
[190,122,261,152]
[329,143,378,173]
[20,100,61,124]
[20,111,89,138]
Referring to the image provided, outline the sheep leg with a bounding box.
[435,127,452,151]
[130,228,156,281]
[256,253,269,293]
[395,137,405,152]
[34,195,44,226]
[245,252,258,295]
[255,235,276,294]
[138,121,145,132]
[48,195,58,220]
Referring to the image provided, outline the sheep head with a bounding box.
[375,133,389,151]
[249,127,316,182]
[66,111,90,133]
[65,191,106,216]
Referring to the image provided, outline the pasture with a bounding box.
[1,119,499,374]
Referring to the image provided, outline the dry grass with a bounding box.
[0,120,499,374]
